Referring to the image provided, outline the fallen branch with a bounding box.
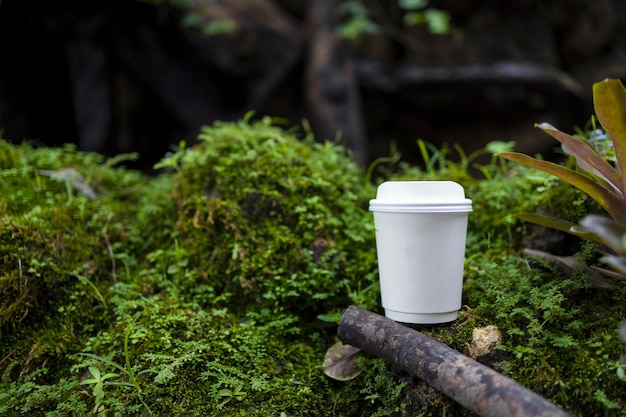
[337,305,572,417]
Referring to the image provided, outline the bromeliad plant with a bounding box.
[499,79,626,276]
[500,79,626,226]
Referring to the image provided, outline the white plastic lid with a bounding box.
[369,181,473,213]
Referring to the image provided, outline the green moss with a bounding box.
[0,120,383,416]
[148,116,379,318]
[1,121,626,416]
[0,141,147,382]
[464,251,626,416]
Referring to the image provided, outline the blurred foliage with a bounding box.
[137,0,450,40]
[338,0,450,39]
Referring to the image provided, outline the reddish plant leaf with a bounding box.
[603,255,626,275]
[593,79,626,194]
[580,214,626,256]
[536,123,622,194]
[515,212,601,243]
[500,152,626,223]
[590,265,626,281]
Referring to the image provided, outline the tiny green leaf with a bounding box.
[101,372,120,381]
[485,141,515,154]
[80,378,99,386]
[218,389,233,397]
[93,383,105,403]
[317,312,341,324]
[88,366,101,381]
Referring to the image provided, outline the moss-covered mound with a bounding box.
[1,118,625,416]
[0,118,383,416]
[0,141,145,371]
[149,116,378,317]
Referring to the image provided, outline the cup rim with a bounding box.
[369,200,473,213]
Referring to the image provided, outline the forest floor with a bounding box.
[1,117,625,416]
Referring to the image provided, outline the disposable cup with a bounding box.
[369,181,472,324]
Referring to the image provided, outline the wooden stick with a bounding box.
[337,305,572,417]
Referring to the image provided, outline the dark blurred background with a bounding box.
[1,0,625,171]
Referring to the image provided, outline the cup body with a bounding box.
[369,181,472,324]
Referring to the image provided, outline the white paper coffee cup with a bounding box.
[369,181,472,324]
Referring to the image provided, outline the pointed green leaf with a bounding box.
[536,123,622,193]
[593,79,626,192]
[92,383,105,402]
[104,381,135,388]
[500,152,626,223]
[80,378,100,386]
[87,366,101,380]
[79,352,128,375]
[317,312,341,324]
[217,389,233,397]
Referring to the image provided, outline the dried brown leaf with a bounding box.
[322,342,363,381]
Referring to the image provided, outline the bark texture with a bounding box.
[338,305,572,417]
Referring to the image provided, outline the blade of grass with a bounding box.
[79,353,128,375]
